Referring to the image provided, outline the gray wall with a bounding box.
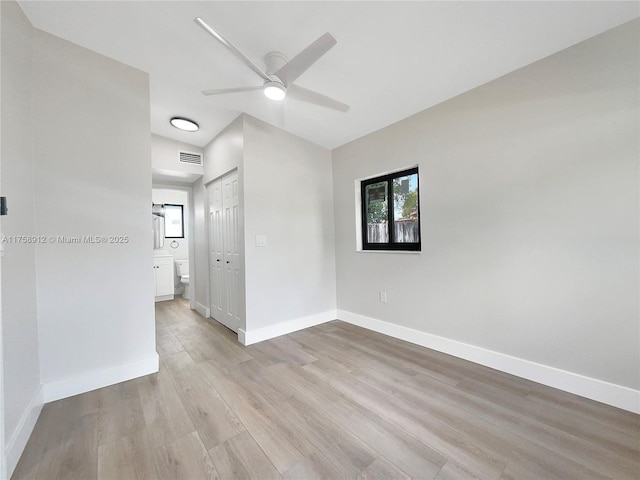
[152,188,190,263]
[197,114,337,337]
[332,20,639,389]
[203,115,244,184]
[0,1,41,471]
[243,116,336,331]
[31,26,157,391]
[151,133,203,177]
[197,116,245,326]
[192,176,208,313]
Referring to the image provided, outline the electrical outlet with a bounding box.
[379,291,387,303]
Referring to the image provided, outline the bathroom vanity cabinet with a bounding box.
[154,255,174,301]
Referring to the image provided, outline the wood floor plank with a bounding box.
[263,391,378,477]
[152,431,218,480]
[163,351,246,450]
[303,359,508,479]
[197,360,273,430]
[360,456,412,479]
[248,423,307,473]
[11,403,64,479]
[35,412,98,480]
[97,380,147,446]
[136,360,196,448]
[173,323,251,367]
[262,361,447,478]
[237,368,378,477]
[155,329,185,357]
[97,430,156,480]
[281,452,346,480]
[286,331,361,374]
[208,430,280,479]
[350,360,612,480]
[197,360,307,472]
[414,370,640,479]
[12,297,640,480]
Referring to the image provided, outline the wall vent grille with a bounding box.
[178,150,203,166]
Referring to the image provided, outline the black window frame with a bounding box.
[361,167,421,251]
[163,204,185,239]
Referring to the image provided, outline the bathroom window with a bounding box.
[360,167,421,251]
[164,204,184,238]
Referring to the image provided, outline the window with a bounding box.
[164,204,184,238]
[361,167,420,251]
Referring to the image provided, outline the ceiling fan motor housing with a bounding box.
[263,52,288,100]
[264,51,288,75]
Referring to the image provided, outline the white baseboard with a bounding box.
[42,353,159,403]
[337,310,640,414]
[5,386,43,479]
[240,310,337,346]
[195,301,210,318]
[155,294,174,302]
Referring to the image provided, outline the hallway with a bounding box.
[11,298,640,479]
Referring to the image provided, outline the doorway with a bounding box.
[152,184,196,311]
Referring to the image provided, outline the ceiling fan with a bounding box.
[194,17,350,112]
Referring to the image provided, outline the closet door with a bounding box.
[221,171,241,330]
[207,179,224,324]
[207,170,240,332]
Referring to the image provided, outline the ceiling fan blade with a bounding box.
[201,86,263,96]
[275,33,337,85]
[194,17,271,83]
[288,84,350,112]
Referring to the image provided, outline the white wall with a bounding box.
[203,115,244,184]
[243,116,337,340]
[196,116,245,323]
[192,176,209,316]
[197,114,337,342]
[152,189,189,260]
[0,2,42,475]
[152,189,189,293]
[151,134,203,174]
[31,26,158,401]
[0,3,4,474]
[333,20,639,406]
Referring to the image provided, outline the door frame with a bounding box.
[151,183,198,311]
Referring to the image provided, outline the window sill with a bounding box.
[356,249,421,254]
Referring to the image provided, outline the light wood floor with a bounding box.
[12,297,640,479]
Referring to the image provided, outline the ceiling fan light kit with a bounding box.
[263,81,287,101]
[194,17,349,112]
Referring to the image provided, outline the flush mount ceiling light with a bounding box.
[170,117,199,132]
[263,80,287,101]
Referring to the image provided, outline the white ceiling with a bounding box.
[18,1,639,150]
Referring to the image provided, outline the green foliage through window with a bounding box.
[361,168,420,251]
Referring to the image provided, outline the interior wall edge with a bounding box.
[4,386,42,479]
[41,354,159,404]
[337,309,640,414]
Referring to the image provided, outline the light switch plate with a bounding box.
[256,234,267,247]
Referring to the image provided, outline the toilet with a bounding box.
[175,259,190,299]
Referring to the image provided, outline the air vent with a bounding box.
[178,150,203,166]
